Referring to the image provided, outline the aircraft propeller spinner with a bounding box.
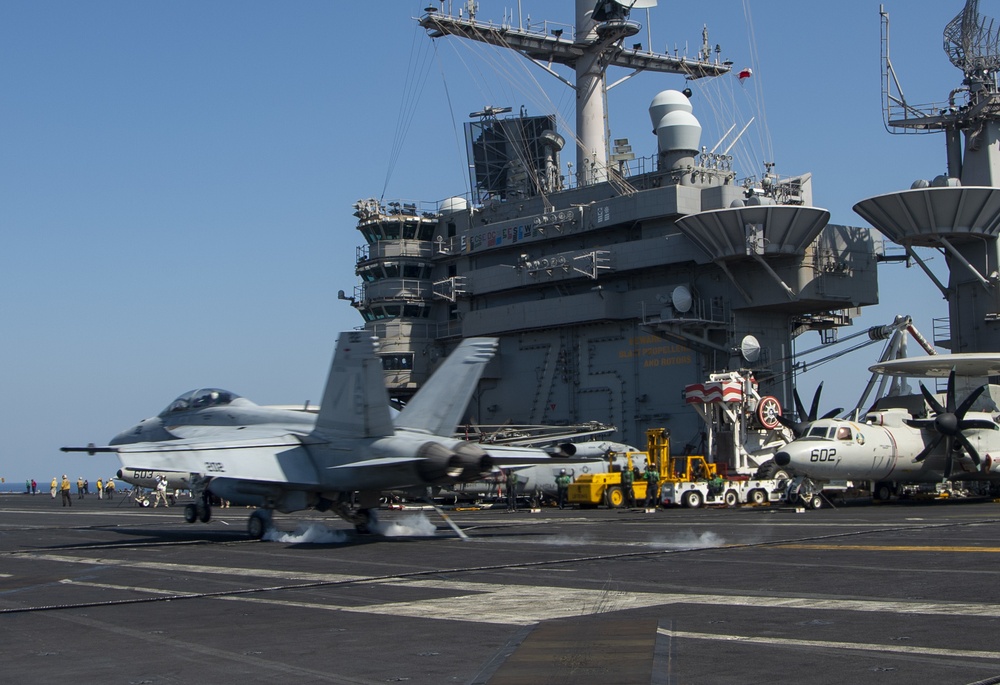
[776,382,843,438]
[904,370,995,478]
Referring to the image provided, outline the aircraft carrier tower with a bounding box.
[345,0,881,464]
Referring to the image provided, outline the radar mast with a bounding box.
[419,0,730,186]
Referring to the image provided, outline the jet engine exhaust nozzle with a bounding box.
[547,443,577,458]
[416,442,493,484]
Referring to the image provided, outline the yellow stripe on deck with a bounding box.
[777,544,1000,553]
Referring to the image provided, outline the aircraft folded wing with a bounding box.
[115,435,321,486]
[479,444,600,467]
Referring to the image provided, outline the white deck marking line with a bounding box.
[50,565,1000,626]
[657,627,1000,661]
[25,553,362,583]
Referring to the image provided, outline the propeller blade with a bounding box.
[913,433,944,463]
[959,418,998,431]
[792,389,808,424]
[776,414,808,438]
[919,382,945,416]
[955,432,982,466]
[808,383,824,422]
[820,407,844,420]
[945,369,957,414]
[944,438,955,480]
[904,418,935,430]
[955,384,986,420]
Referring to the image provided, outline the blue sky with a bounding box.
[0,1,972,488]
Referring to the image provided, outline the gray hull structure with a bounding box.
[346,1,880,462]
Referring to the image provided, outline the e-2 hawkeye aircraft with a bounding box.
[772,354,1000,501]
[63,332,577,538]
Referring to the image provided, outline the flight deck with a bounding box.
[2,495,1000,684]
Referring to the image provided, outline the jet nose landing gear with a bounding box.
[183,502,212,523]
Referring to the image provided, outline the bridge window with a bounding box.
[381,354,413,371]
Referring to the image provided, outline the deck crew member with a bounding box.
[555,469,572,509]
[643,465,660,508]
[60,475,72,507]
[506,470,518,511]
[621,464,635,507]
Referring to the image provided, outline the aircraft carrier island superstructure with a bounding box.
[345,0,880,460]
[854,1,1000,356]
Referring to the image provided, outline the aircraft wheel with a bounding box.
[756,461,790,482]
[605,486,624,508]
[247,510,271,540]
[683,490,703,509]
[198,505,211,523]
[749,489,767,506]
[183,503,198,524]
[808,494,824,510]
[874,482,893,501]
[354,508,376,534]
[724,490,739,507]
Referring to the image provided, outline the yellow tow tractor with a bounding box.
[567,428,676,508]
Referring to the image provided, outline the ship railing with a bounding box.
[356,279,435,303]
[436,319,465,340]
[369,320,437,342]
[932,316,951,349]
[354,198,441,221]
[357,240,434,264]
[885,99,957,132]
[639,292,728,327]
[420,9,576,43]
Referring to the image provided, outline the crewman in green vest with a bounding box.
[620,463,635,507]
[643,465,660,508]
[555,469,572,509]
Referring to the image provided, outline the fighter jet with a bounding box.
[772,354,1000,502]
[64,332,575,538]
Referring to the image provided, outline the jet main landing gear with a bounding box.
[248,509,273,540]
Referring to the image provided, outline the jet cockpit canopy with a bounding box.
[160,388,240,415]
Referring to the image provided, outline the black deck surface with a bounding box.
[2,493,1000,684]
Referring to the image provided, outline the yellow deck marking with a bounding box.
[777,544,1000,553]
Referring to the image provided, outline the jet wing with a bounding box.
[114,434,322,486]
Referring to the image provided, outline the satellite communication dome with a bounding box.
[440,196,468,214]
[649,89,693,123]
[649,90,701,161]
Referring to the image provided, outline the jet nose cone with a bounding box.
[774,451,791,467]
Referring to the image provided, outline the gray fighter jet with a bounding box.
[64,332,573,538]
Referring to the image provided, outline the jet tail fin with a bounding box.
[395,338,498,437]
[314,331,395,439]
